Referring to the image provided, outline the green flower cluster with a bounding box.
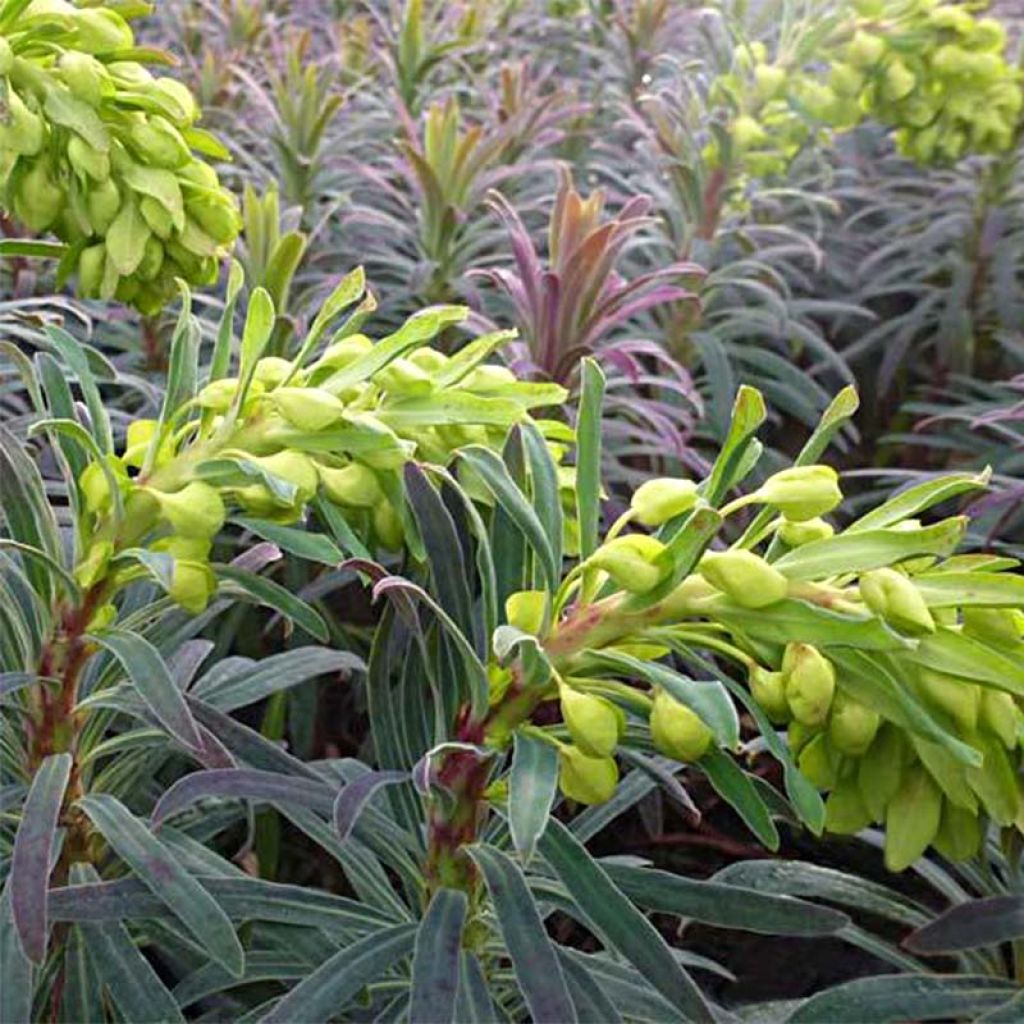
[0,0,240,312]
[712,0,1022,176]
[488,420,1024,872]
[72,268,565,618]
[836,0,1022,163]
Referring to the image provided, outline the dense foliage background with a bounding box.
[3,1,1024,1021]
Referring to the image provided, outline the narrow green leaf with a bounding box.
[785,973,1018,1023]
[522,421,564,584]
[702,385,766,506]
[603,864,848,936]
[88,628,203,752]
[41,326,112,455]
[848,470,990,533]
[232,518,344,567]
[466,844,577,1024]
[575,358,605,562]
[700,748,780,849]
[459,445,558,590]
[410,889,468,1024]
[214,566,329,642]
[257,923,417,1023]
[70,864,184,1024]
[77,794,244,977]
[774,518,966,581]
[536,820,714,1021]
[509,731,559,863]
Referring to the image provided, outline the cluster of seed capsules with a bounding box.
[716,0,1022,176]
[0,1,240,313]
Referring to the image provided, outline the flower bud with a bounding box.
[731,114,768,151]
[377,357,434,397]
[78,243,106,298]
[79,457,129,514]
[859,568,934,636]
[15,159,65,232]
[979,689,1018,750]
[884,765,941,872]
[797,733,838,789]
[150,535,211,561]
[783,643,835,726]
[139,195,174,240]
[749,666,789,723]
[882,60,916,102]
[558,747,618,805]
[151,481,225,539]
[778,517,833,547]
[269,387,345,431]
[87,178,121,234]
[962,607,1022,647]
[847,31,885,68]
[630,478,699,527]
[649,689,713,762]
[560,685,622,758]
[373,501,405,551]
[461,365,517,392]
[152,79,197,126]
[824,779,871,835]
[588,534,668,594]
[754,63,787,100]
[86,602,118,632]
[787,719,819,757]
[253,357,295,390]
[505,590,547,635]
[852,730,904,825]
[2,90,44,156]
[916,669,980,735]
[403,346,447,373]
[317,461,382,508]
[755,465,841,522]
[168,559,216,614]
[74,540,114,589]
[187,195,241,245]
[966,734,1020,825]
[828,691,880,756]
[71,7,134,53]
[251,451,319,505]
[72,136,114,183]
[59,51,110,106]
[932,802,981,863]
[700,550,788,609]
[316,334,373,370]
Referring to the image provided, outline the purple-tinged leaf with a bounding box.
[153,769,334,826]
[410,889,468,1024]
[11,753,71,962]
[334,770,409,842]
[905,896,1024,953]
[77,793,244,978]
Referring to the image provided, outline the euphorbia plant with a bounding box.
[0,265,568,1016]
[6,350,1024,1019]
[475,169,707,473]
[0,0,241,311]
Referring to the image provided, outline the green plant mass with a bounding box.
[3,0,1024,1021]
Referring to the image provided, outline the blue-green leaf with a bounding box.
[77,794,244,978]
[410,889,468,1024]
[466,844,577,1023]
